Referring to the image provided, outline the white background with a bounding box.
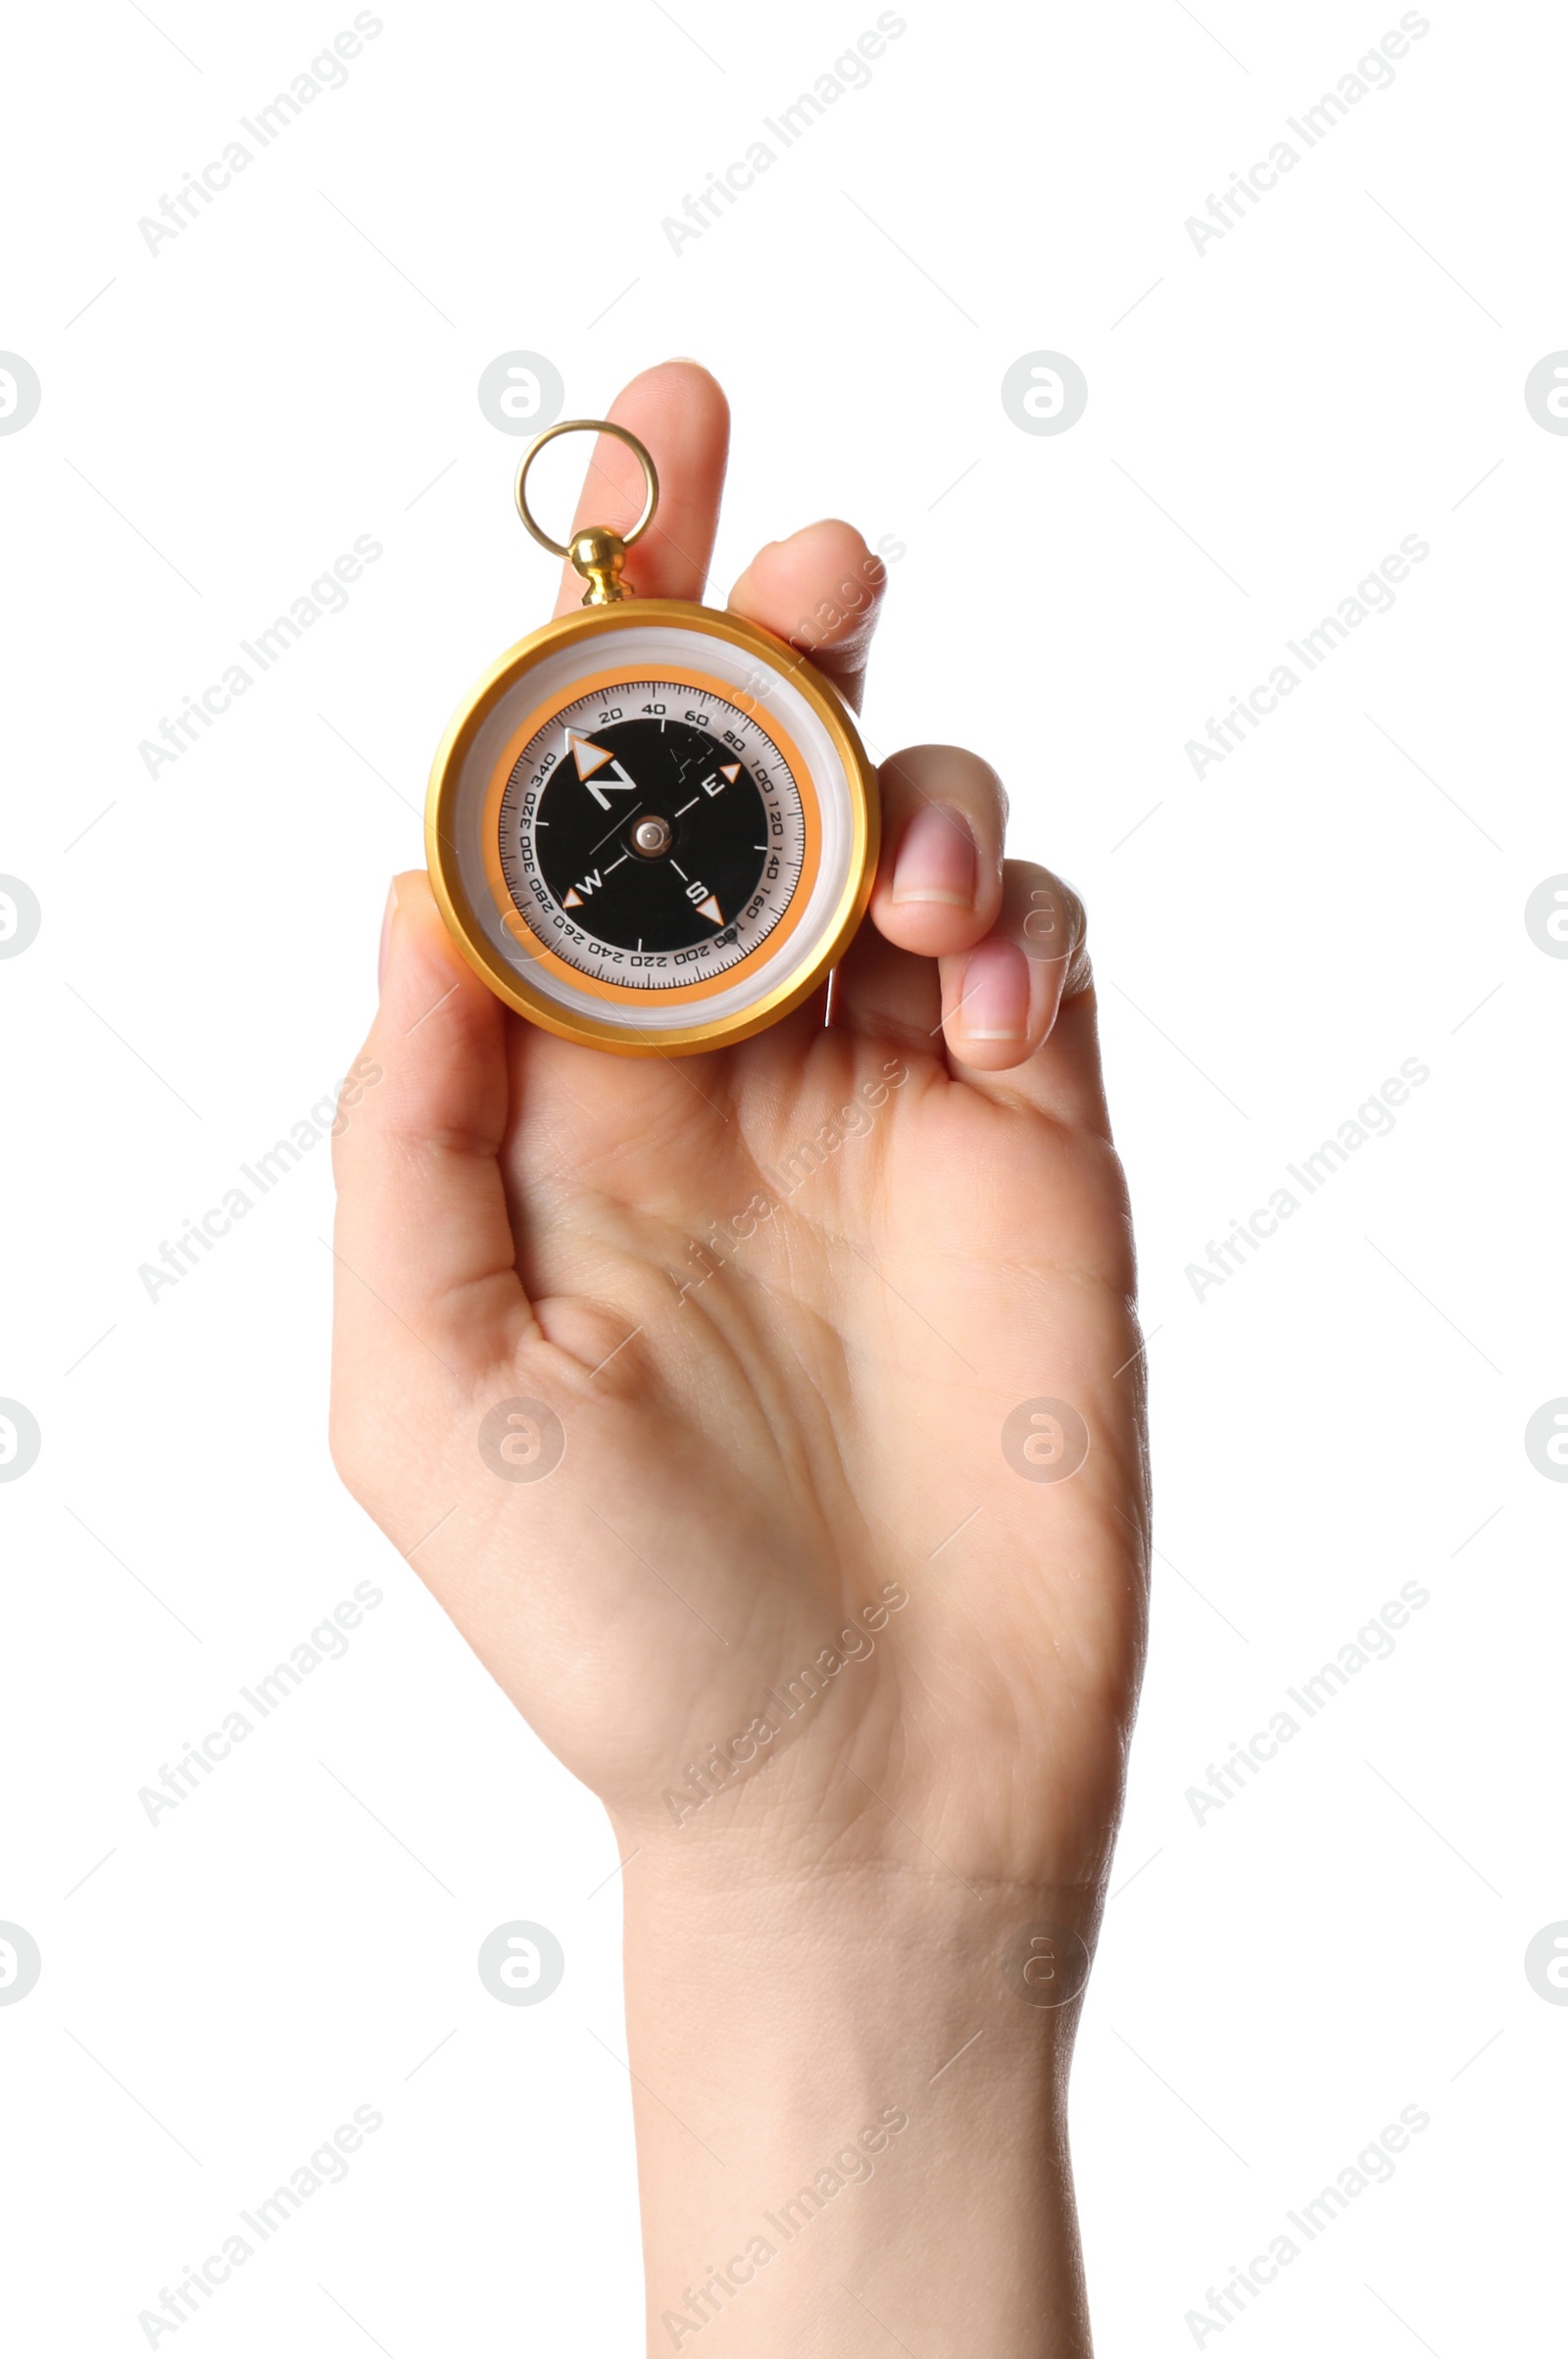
[2,1,1564,2351]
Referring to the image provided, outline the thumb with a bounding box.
[331,871,528,1377]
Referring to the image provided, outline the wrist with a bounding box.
[615,1855,1100,2357]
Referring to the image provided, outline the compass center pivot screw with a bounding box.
[631,815,673,858]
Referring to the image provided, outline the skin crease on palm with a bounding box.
[330,363,1150,2347]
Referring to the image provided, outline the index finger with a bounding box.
[550,360,730,614]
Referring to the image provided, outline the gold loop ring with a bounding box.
[514,418,660,559]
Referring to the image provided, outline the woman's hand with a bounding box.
[330,360,1148,2357]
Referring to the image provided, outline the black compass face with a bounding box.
[534,716,766,955]
[496,678,808,990]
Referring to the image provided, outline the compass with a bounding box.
[426,418,879,1056]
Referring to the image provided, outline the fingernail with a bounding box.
[378,878,399,991]
[951,939,1029,1040]
[891,804,976,909]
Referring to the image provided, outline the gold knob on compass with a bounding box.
[514,418,661,606]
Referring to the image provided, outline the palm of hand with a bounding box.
[331,364,1147,1905]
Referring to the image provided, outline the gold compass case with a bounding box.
[425,598,880,1058]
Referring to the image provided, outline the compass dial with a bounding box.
[427,606,877,1056]
[496,683,807,990]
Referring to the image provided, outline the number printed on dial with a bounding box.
[496,677,807,990]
